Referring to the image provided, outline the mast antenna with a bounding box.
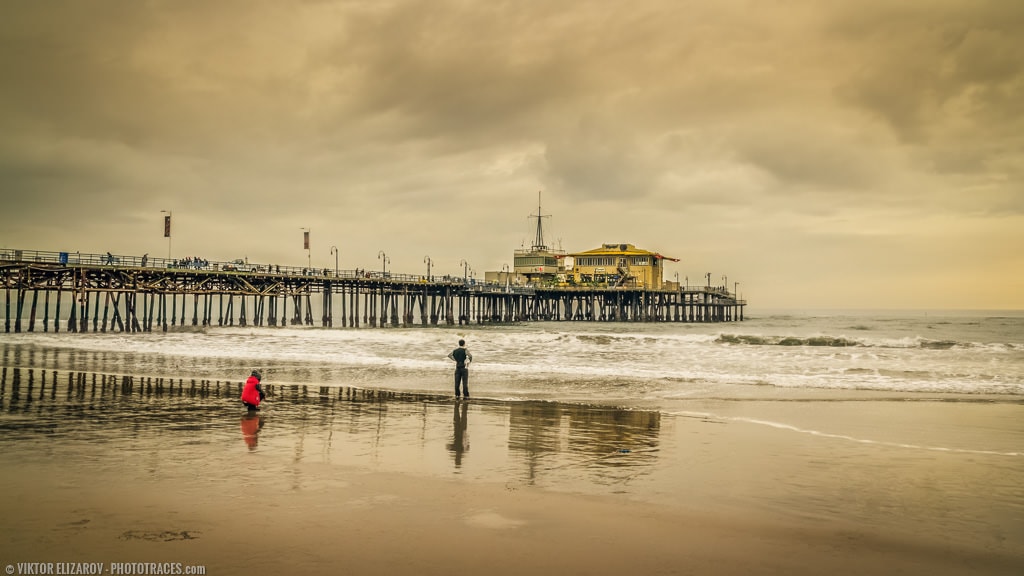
[530,190,551,251]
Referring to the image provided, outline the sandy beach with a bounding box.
[1,364,1021,576]
[6,464,1015,576]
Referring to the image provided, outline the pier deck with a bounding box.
[1,249,744,333]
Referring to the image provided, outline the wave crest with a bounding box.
[713,334,1015,350]
[716,334,862,347]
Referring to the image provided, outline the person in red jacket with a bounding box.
[241,369,265,411]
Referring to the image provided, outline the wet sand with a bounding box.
[5,466,1016,576]
[1,366,1022,575]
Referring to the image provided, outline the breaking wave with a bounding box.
[715,334,1020,350]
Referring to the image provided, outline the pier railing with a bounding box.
[0,248,448,283]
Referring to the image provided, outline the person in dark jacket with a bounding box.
[447,339,473,398]
[241,369,265,411]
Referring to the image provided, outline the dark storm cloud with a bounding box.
[831,1,1024,147]
[1,3,184,145]
[323,2,582,138]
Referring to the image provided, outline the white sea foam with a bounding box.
[3,312,1023,399]
[719,416,1023,457]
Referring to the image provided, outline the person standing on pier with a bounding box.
[241,369,265,411]
[447,339,473,398]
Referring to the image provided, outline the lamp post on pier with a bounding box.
[424,255,432,281]
[330,246,339,278]
[160,210,172,261]
[705,272,711,288]
[502,263,510,289]
[460,259,470,284]
[378,250,389,277]
[735,281,740,300]
[301,228,311,270]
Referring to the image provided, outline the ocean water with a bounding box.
[4,309,1022,401]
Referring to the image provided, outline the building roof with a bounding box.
[569,243,678,261]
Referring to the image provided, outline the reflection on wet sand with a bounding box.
[446,400,469,466]
[240,413,264,450]
[508,401,661,485]
[0,366,662,488]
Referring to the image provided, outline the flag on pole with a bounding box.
[303,230,310,250]
[164,215,171,237]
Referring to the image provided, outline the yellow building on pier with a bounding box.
[569,243,678,289]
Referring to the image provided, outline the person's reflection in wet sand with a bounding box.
[241,413,265,451]
[446,400,469,467]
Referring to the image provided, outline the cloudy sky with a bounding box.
[1,0,1021,310]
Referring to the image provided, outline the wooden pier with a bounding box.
[1,249,745,333]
